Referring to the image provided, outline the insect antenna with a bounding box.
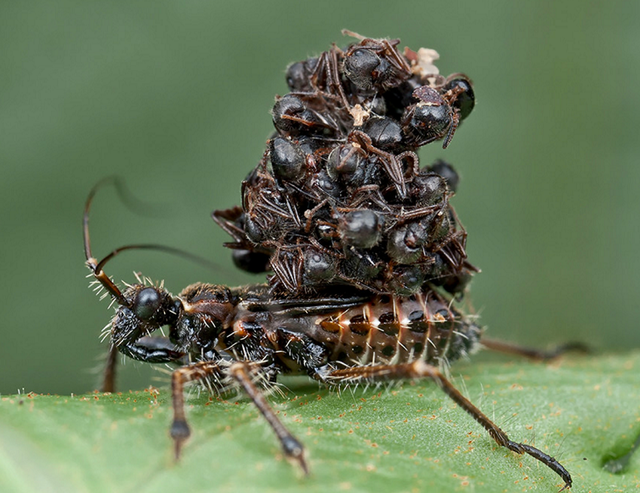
[84,177,128,305]
[84,176,227,306]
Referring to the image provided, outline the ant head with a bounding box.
[131,285,164,321]
[400,75,474,150]
[401,86,455,148]
[341,34,410,92]
[343,46,388,91]
[442,74,475,121]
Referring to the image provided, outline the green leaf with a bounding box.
[1,352,639,493]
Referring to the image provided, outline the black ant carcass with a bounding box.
[85,32,576,490]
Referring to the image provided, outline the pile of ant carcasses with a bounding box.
[214,33,476,297]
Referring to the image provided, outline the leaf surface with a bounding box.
[1,352,639,493]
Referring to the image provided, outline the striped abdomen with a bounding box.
[226,291,481,373]
[308,292,480,367]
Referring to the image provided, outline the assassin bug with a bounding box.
[85,180,575,490]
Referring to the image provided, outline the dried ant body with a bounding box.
[214,32,476,297]
[215,156,473,296]
[85,181,572,490]
[215,151,474,296]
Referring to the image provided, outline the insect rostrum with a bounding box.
[86,31,573,490]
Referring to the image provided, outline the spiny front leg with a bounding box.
[322,361,572,491]
[228,362,308,475]
[170,361,226,459]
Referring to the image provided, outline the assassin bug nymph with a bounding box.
[84,180,575,490]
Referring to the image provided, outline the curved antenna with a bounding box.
[94,243,223,277]
[84,177,231,304]
[84,177,127,304]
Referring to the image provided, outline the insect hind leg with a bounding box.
[320,361,572,491]
[481,337,589,361]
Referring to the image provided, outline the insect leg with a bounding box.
[170,361,227,460]
[104,334,183,392]
[481,337,589,361]
[348,129,407,197]
[322,361,572,490]
[101,345,118,393]
[228,361,308,475]
[108,338,181,391]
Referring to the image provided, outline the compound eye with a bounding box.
[134,287,162,321]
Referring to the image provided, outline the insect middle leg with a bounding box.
[320,361,572,491]
[170,360,307,474]
[229,362,308,474]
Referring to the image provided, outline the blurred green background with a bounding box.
[1,1,638,395]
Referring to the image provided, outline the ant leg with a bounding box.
[325,48,351,110]
[212,206,248,245]
[442,111,459,149]
[101,344,118,392]
[228,362,308,475]
[379,38,411,75]
[321,361,572,491]
[481,337,590,362]
[349,130,406,197]
[269,249,302,293]
[170,361,226,460]
[304,198,329,233]
[396,150,420,180]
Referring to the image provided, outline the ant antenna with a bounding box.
[84,177,227,305]
[341,29,366,41]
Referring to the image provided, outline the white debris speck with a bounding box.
[350,104,369,127]
[414,47,440,77]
